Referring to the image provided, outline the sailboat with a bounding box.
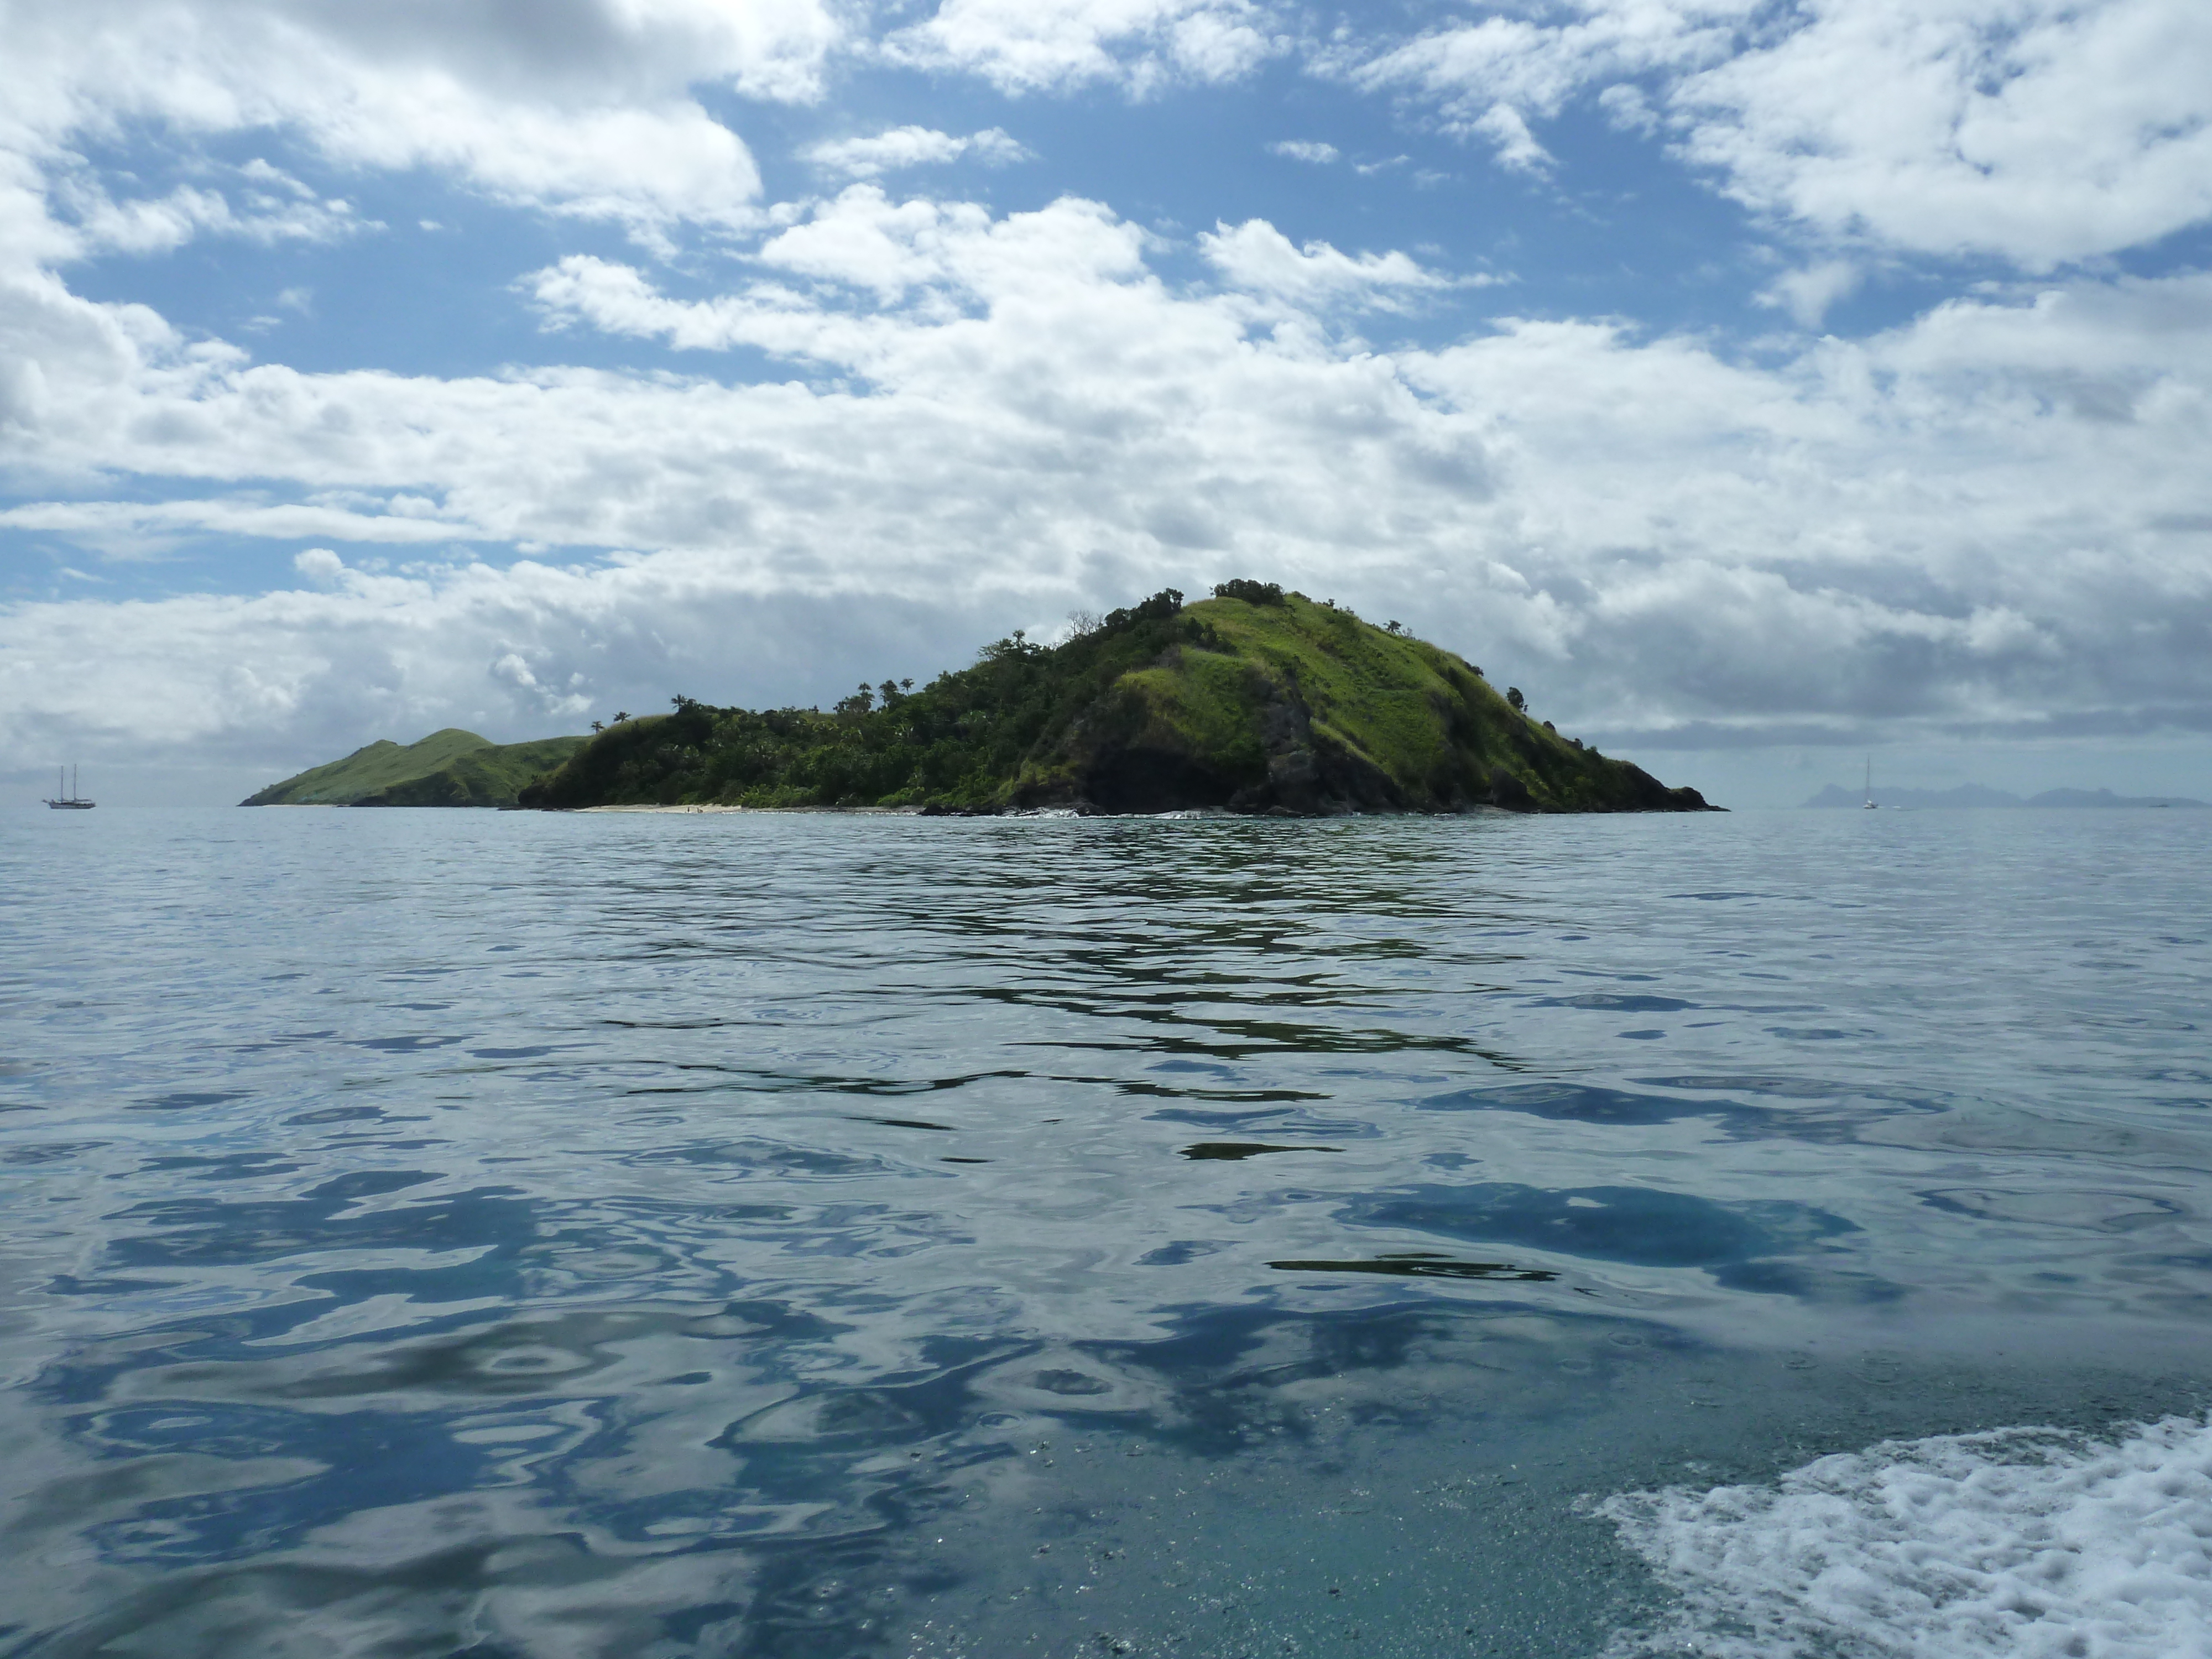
[1862,756,1877,810]
[43,765,95,810]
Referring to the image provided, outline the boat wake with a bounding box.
[1599,1415,2212,1657]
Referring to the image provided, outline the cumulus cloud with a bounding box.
[0,0,842,259]
[1344,1,1744,170]
[1343,0,2212,268]
[1198,220,1464,310]
[3,0,2210,794]
[0,497,483,557]
[293,547,345,585]
[805,126,1034,180]
[5,178,2211,786]
[1469,103,1552,174]
[881,0,1281,96]
[0,544,1032,806]
[1674,0,2212,268]
[44,160,372,258]
[1268,140,1339,164]
[1761,260,1864,330]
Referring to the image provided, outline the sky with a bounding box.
[3,0,2210,808]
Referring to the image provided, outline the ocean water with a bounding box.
[2,805,2209,1658]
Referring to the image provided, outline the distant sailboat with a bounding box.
[43,765,95,810]
[1863,756,1877,810]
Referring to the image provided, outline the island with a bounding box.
[243,729,588,807]
[521,584,1715,815]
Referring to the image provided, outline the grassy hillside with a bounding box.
[521,584,1714,815]
[243,729,587,807]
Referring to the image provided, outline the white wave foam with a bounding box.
[1598,1415,2212,1658]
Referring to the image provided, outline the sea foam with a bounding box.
[1599,1415,2212,1657]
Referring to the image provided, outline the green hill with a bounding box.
[520,584,1714,815]
[243,729,588,807]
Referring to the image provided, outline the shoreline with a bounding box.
[571,803,929,815]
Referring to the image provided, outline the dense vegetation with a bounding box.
[243,730,587,807]
[519,586,1714,815]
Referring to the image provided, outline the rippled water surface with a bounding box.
[4,806,2210,1656]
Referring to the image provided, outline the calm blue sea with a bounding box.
[3,806,2210,1657]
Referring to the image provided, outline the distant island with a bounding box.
[521,584,1714,815]
[243,729,587,807]
[1806,783,2205,810]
